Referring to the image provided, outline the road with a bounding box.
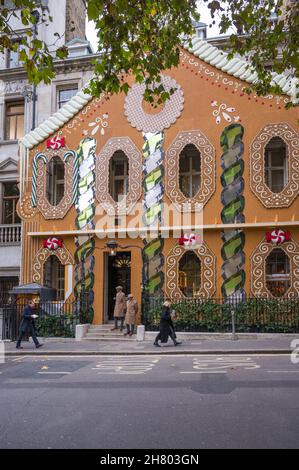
[0,354,298,449]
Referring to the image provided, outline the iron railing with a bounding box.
[141,296,299,333]
[0,300,86,341]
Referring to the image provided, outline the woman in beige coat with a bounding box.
[124,294,138,336]
[111,286,126,331]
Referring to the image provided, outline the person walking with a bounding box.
[111,286,126,331]
[16,300,43,349]
[153,299,181,347]
[124,294,138,336]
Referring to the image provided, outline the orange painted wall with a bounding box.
[19,49,299,324]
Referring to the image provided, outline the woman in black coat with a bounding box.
[153,300,181,347]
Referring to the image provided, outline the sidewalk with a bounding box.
[3,333,299,356]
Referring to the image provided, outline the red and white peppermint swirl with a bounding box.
[46,136,65,150]
[43,237,63,250]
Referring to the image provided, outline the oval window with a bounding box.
[109,150,129,202]
[179,251,201,297]
[265,137,288,193]
[46,156,65,206]
[266,248,290,297]
[179,144,201,198]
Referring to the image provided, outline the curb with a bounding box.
[4,349,292,356]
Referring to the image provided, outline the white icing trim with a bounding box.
[186,37,298,102]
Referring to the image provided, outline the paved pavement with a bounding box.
[0,353,298,448]
[2,333,299,356]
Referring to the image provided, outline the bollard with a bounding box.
[137,325,145,342]
[231,309,236,341]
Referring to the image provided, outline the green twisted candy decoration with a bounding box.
[220,124,246,301]
[142,132,164,295]
[74,137,97,323]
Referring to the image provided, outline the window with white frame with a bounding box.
[179,144,201,198]
[57,86,78,109]
[46,157,65,206]
[265,137,288,194]
[109,150,129,202]
[5,101,24,140]
[1,182,20,224]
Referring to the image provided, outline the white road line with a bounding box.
[97,372,146,375]
[12,357,26,362]
[37,371,72,375]
[267,370,299,373]
[180,371,227,374]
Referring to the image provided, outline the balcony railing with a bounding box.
[0,224,21,245]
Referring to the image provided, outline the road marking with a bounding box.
[180,371,227,374]
[267,370,299,373]
[37,371,72,375]
[93,357,160,375]
[192,356,260,372]
[12,357,26,362]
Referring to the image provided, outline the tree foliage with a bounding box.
[0,0,298,104]
[204,0,299,103]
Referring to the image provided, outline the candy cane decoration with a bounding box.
[220,124,246,301]
[74,137,97,323]
[31,152,47,207]
[63,150,78,205]
[142,132,165,295]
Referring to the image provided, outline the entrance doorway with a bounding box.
[107,252,131,321]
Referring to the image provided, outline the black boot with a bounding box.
[153,341,161,347]
[174,341,182,346]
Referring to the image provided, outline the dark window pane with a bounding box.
[46,157,65,206]
[179,175,191,198]
[179,144,201,198]
[179,154,189,173]
[109,150,129,202]
[179,252,201,297]
[264,137,287,193]
[43,255,65,300]
[266,248,290,297]
[4,183,19,197]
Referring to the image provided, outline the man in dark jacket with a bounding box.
[16,300,43,349]
[153,300,181,347]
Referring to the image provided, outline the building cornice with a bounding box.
[27,220,299,237]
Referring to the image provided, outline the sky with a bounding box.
[85,2,224,52]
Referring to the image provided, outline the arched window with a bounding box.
[43,255,65,300]
[179,144,201,198]
[179,252,201,297]
[46,156,65,206]
[265,137,288,193]
[109,150,129,202]
[266,248,290,297]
